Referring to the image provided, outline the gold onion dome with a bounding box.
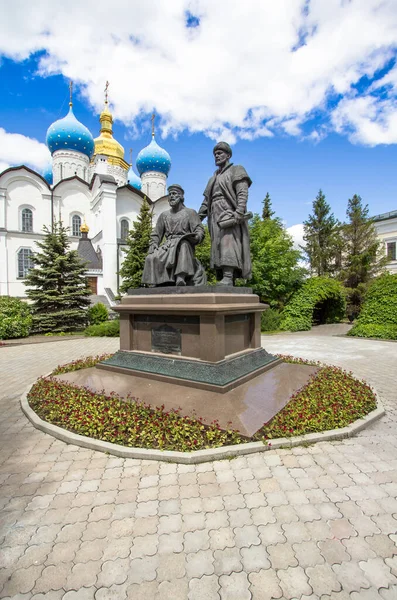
[94,100,126,161]
[80,221,89,233]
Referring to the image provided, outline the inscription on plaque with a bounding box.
[152,324,182,355]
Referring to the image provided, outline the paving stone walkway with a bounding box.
[0,331,397,599]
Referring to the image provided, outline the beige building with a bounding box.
[373,210,397,274]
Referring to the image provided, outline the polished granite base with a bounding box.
[97,348,281,392]
[55,362,318,437]
[127,285,253,295]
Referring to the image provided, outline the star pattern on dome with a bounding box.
[42,163,53,185]
[127,167,142,190]
[136,137,171,176]
[46,106,95,158]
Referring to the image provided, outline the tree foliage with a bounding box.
[247,214,305,308]
[348,273,397,339]
[280,277,346,332]
[303,189,341,277]
[194,225,217,284]
[262,192,275,220]
[24,221,90,333]
[339,194,386,313]
[119,198,153,293]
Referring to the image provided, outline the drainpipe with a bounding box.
[117,242,120,294]
[51,187,54,231]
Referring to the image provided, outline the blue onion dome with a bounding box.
[46,105,95,158]
[42,162,53,185]
[136,136,171,176]
[127,167,142,190]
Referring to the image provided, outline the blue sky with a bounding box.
[1,1,397,243]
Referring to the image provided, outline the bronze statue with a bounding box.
[199,142,252,285]
[142,184,207,287]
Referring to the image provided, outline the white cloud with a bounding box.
[0,128,51,173]
[332,88,397,146]
[287,223,305,250]
[0,0,397,145]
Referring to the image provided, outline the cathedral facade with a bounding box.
[0,94,172,302]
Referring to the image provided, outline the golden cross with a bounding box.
[151,112,155,137]
[69,81,73,106]
[104,81,109,103]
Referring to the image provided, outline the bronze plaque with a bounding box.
[152,324,182,355]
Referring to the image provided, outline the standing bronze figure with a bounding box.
[142,184,207,287]
[199,142,252,285]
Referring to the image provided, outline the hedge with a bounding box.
[348,273,397,339]
[84,320,120,337]
[0,296,32,339]
[87,302,109,325]
[280,277,346,332]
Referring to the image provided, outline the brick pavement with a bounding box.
[0,331,397,599]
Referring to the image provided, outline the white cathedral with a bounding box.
[0,90,172,303]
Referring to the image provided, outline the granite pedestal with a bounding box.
[97,287,281,392]
[75,287,317,435]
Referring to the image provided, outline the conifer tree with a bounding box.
[119,197,153,292]
[24,221,90,333]
[303,189,340,276]
[262,192,275,220]
[339,194,386,312]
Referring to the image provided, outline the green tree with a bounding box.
[303,189,340,276]
[194,225,217,284]
[248,214,305,308]
[119,197,153,292]
[24,221,90,333]
[262,192,275,220]
[339,194,386,313]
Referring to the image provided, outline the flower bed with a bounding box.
[27,354,377,452]
[254,356,376,441]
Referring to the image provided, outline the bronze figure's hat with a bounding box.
[213,141,232,157]
[168,183,184,194]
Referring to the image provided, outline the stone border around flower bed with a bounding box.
[20,382,385,464]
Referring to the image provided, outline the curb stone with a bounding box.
[20,379,385,464]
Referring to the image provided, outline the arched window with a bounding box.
[72,215,82,237]
[120,219,129,241]
[21,208,33,232]
[18,248,34,278]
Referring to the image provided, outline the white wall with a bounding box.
[116,188,142,238]
[54,180,91,238]
[141,171,167,201]
[0,170,52,296]
[374,217,397,274]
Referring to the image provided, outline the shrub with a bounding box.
[280,277,346,332]
[261,308,282,332]
[348,323,397,340]
[84,320,120,337]
[348,273,397,340]
[0,296,32,339]
[87,302,109,325]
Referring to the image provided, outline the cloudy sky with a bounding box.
[1,0,397,242]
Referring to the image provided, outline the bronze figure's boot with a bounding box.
[176,274,187,286]
[219,267,234,286]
